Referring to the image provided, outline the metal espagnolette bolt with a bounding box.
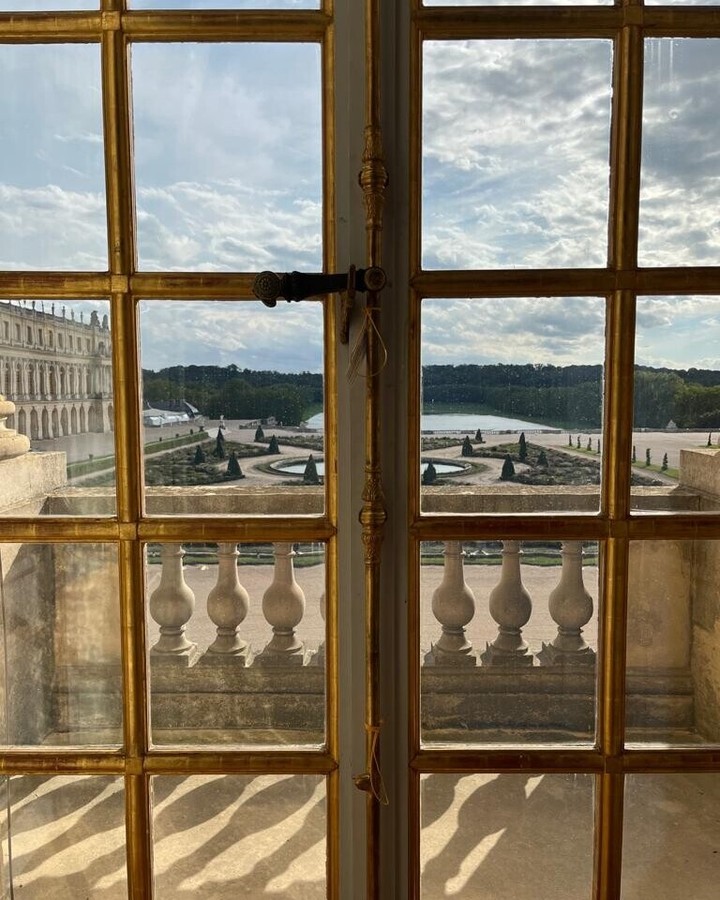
[252,265,387,344]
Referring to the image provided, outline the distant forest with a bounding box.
[423,364,720,429]
[142,362,720,429]
[143,365,323,426]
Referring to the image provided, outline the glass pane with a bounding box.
[0,542,121,746]
[622,775,720,899]
[132,0,319,7]
[632,296,720,514]
[422,40,612,269]
[421,540,599,746]
[420,297,606,515]
[0,775,127,897]
[421,773,594,898]
[627,539,720,746]
[139,300,324,517]
[639,40,720,266]
[152,774,326,897]
[147,542,326,747]
[131,43,322,272]
[0,45,107,270]
[424,0,607,5]
[0,299,116,517]
[0,0,96,7]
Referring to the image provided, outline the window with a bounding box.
[1,1,719,898]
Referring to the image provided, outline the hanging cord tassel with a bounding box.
[353,720,389,805]
[347,305,388,382]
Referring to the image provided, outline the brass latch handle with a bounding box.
[252,265,387,344]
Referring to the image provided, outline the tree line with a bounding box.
[423,363,720,429]
[143,365,323,426]
[141,362,720,430]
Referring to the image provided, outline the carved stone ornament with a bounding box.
[0,395,30,460]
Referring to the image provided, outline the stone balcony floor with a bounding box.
[3,770,720,898]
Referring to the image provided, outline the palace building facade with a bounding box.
[0,301,113,440]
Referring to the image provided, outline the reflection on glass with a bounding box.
[0,45,106,270]
[0,543,121,746]
[421,540,599,745]
[424,0,606,4]
[0,776,127,894]
[139,300,324,517]
[632,296,720,514]
[640,40,720,266]
[422,40,612,269]
[627,540,720,746]
[0,299,116,517]
[421,773,594,898]
[152,774,326,897]
[420,297,605,514]
[132,0,319,7]
[0,0,96,7]
[131,43,322,271]
[623,775,720,899]
[147,542,326,747]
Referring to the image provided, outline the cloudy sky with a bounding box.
[0,33,718,372]
[2,1,318,8]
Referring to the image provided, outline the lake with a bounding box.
[304,412,555,433]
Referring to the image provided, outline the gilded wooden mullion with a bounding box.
[412,749,606,775]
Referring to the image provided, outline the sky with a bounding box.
[0,32,718,372]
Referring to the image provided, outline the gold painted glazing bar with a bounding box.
[123,11,330,42]
[412,749,606,774]
[145,752,337,775]
[136,518,335,543]
[604,292,636,522]
[602,524,632,736]
[103,30,135,278]
[594,772,625,900]
[609,28,644,272]
[125,773,153,899]
[0,274,113,297]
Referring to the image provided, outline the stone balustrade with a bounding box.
[425,539,596,670]
[1,447,719,744]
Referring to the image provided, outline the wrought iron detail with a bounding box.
[253,266,386,307]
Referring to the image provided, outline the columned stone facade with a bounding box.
[0,301,113,438]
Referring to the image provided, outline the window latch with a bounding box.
[252,265,386,344]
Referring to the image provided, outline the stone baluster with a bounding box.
[538,542,595,666]
[311,590,326,666]
[256,542,307,665]
[425,541,476,666]
[149,544,199,665]
[204,542,251,664]
[481,540,533,666]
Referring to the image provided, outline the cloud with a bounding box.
[422,40,613,270]
[131,42,323,271]
[132,0,317,8]
[138,300,325,372]
[635,296,720,368]
[421,298,606,366]
[639,39,720,265]
[0,184,106,271]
